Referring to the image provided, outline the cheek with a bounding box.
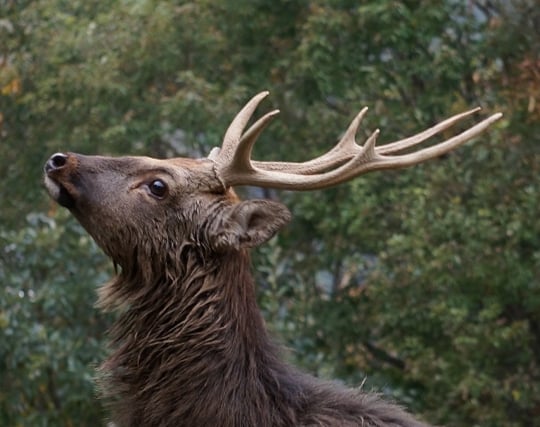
[82,187,200,245]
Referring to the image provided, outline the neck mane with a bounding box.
[97,244,429,427]
[98,246,304,426]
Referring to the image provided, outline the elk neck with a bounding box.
[98,243,304,425]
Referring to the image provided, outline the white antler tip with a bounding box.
[357,107,368,118]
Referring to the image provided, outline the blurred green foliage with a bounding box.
[0,212,111,425]
[1,0,538,426]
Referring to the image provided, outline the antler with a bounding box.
[208,91,502,190]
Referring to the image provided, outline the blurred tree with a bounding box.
[0,212,110,424]
[0,0,537,425]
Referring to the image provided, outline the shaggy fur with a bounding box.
[44,152,432,427]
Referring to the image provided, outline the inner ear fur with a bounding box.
[212,200,291,251]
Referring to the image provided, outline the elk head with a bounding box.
[44,92,501,276]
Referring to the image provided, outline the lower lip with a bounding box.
[44,176,76,209]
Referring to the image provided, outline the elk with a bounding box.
[44,92,501,427]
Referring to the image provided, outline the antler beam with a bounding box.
[209,92,502,190]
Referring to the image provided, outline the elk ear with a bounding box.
[212,200,291,251]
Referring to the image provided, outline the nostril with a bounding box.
[51,153,68,168]
[45,152,69,173]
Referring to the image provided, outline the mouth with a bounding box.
[44,175,76,209]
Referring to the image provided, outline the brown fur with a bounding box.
[44,152,432,426]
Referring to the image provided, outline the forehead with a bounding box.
[124,156,207,170]
[94,155,211,177]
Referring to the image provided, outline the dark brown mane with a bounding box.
[99,245,427,427]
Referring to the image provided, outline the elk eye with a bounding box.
[148,179,168,198]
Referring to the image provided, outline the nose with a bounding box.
[44,152,69,173]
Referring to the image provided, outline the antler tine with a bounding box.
[376,107,482,155]
[222,109,280,175]
[211,92,502,191]
[322,106,369,155]
[212,91,271,162]
[373,112,503,167]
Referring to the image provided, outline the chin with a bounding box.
[44,175,76,209]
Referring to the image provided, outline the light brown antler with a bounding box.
[208,91,502,190]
